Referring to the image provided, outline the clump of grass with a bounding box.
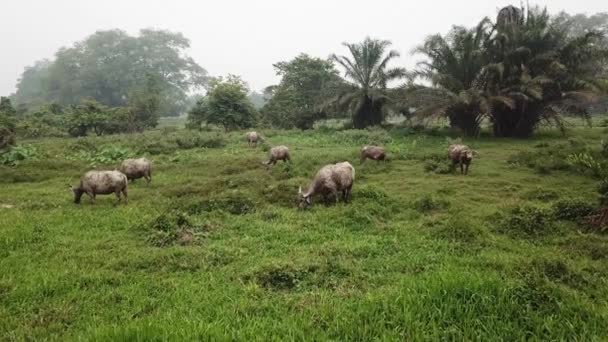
[495,205,555,238]
[430,215,484,244]
[423,153,452,174]
[521,258,591,291]
[414,195,450,213]
[552,199,595,221]
[142,211,200,247]
[248,261,351,291]
[523,188,560,202]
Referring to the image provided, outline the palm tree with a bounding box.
[480,6,605,137]
[329,37,406,128]
[410,19,507,136]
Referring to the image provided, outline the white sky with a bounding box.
[0,0,605,95]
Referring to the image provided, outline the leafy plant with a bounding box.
[0,144,39,166]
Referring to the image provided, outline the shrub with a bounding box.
[567,153,606,179]
[423,153,453,174]
[496,205,554,238]
[82,146,131,167]
[0,144,39,166]
[552,199,595,221]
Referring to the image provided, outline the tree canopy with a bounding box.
[261,54,341,129]
[411,6,608,137]
[187,75,257,131]
[13,29,208,117]
[329,37,407,129]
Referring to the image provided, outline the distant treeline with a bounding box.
[2,5,607,145]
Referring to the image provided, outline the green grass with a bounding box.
[1,126,608,340]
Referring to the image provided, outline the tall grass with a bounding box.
[0,126,607,340]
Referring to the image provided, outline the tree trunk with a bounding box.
[353,95,383,129]
[490,102,540,138]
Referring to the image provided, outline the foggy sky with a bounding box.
[1,0,605,95]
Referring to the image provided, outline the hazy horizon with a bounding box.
[1,0,606,95]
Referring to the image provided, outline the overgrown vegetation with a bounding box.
[1,126,606,340]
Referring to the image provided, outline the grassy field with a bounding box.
[1,125,608,340]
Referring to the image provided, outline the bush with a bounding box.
[0,144,39,166]
[496,205,555,238]
[567,153,607,179]
[552,199,595,221]
[423,153,452,174]
[69,145,132,167]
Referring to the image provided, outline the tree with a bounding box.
[14,29,208,117]
[412,19,498,136]
[12,60,52,108]
[329,37,407,129]
[262,54,340,129]
[187,75,257,131]
[410,6,608,137]
[481,7,607,137]
[0,97,17,149]
[125,74,163,132]
[65,99,117,137]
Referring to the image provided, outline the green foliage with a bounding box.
[262,54,340,129]
[15,103,66,138]
[187,75,256,131]
[70,145,131,167]
[411,6,608,138]
[0,97,17,150]
[13,29,208,116]
[142,211,203,247]
[567,153,607,179]
[552,199,596,221]
[2,128,608,340]
[423,153,453,174]
[496,205,555,238]
[411,20,493,136]
[329,37,407,128]
[0,144,39,166]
